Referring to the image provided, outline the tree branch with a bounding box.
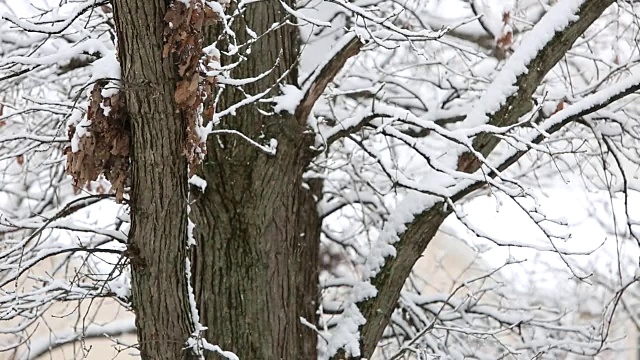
[353,0,618,358]
[21,318,135,360]
[456,0,615,174]
[295,36,362,122]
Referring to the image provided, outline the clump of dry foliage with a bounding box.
[66,80,130,202]
[65,0,223,200]
[164,0,221,175]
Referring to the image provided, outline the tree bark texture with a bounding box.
[113,0,319,357]
[113,1,195,359]
[111,0,617,359]
[191,0,321,358]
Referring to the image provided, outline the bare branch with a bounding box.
[296,35,363,122]
[21,318,135,360]
[354,1,619,357]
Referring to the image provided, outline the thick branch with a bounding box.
[457,0,615,174]
[354,0,617,358]
[295,36,362,122]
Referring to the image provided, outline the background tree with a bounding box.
[2,0,640,359]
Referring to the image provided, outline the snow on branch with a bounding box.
[344,0,621,358]
[327,0,447,41]
[454,68,640,196]
[455,0,615,171]
[279,1,331,27]
[297,34,363,123]
[2,1,110,35]
[0,39,112,67]
[463,0,589,128]
[20,318,135,360]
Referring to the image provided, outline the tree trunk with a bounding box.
[191,0,321,358]
[190,136,320,359]
[116,0,319,358]
[113,1,195,359]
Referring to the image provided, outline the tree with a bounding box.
[2,0,640,359]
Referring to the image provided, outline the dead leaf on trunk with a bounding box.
[66,80,130,202]
[163,0,226,172]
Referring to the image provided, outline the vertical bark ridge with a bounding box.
[113,1,195,359]
[190,0,320,358]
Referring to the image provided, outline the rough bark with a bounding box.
[190,0,321,358]
[114,0,320,358]
[113,1,195,359]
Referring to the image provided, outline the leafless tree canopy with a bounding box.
[2,0,640,359]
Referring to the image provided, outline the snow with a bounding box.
[215,68,274,86]
[1,38,111,67]
[25,319,136,360]
[184,169,237,360]
[201,340,239,360]
[205,1,225,17]
[330,0,445,40]
[184,256,238,360]
[2,2,102,35]
[197,127,278,155]
[357,0,600,282]
[189,174,208,191]
[185,258,202,329]
[3,0,640,359]
[267,138,278,153]
[203,43,221,59]
[312,4,610,355]
[543,71,640,128]
[69,110,90,153]
[91,51,122,115]
[185,180,203,357]
[449,69,640,200]
[204,0,235,40]
[187,205,197,247]
[213,87,272,122]
[90,51,121,83]
[463,0,585,127]
[109,276,131,299]
[279,1,331,27]
[324,303,367,357]
[0,132,68,143]
[273,84,304,114]
[364,193,439,277]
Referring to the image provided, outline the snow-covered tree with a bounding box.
[2,0,640,359]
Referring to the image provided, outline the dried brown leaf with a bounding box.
[66,81,130,202]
